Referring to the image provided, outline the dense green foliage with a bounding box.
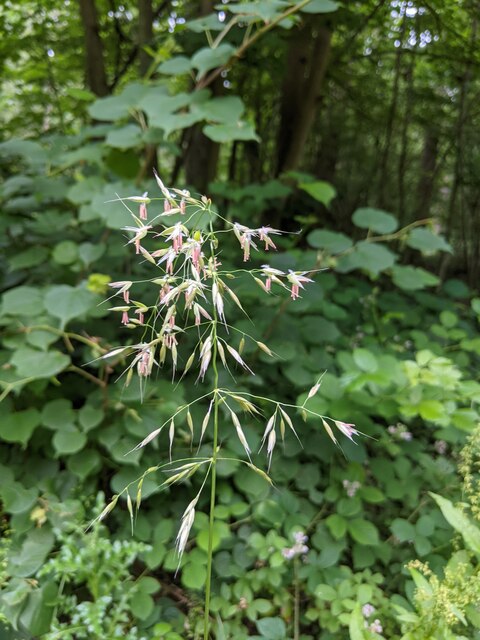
[1,1,480,638]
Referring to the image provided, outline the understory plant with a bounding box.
[94,173,356,638]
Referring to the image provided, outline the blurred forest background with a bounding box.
[1,1,480,639]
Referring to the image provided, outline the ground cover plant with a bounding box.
[2,0,480,638]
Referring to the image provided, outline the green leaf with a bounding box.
[326,514,347,539]
[67,449,101,479]
[105,124,143,149]
[192,44,235,77]
[391,265,439,290]
[52,428,87,455]
[256,617,287,640]
[1,286,45,317]
[52,241,79,265]
[418,400,444,422]
[315,583,337,600]
[391,518,415,542]
[349,604,367,640]
[44,285,98,329]
[347,519,379,546]
[203,121,259,143]
[307,229,352,253]
[41,399,75,430]
[1,482,38,514]
[158,56,193,75]
[338,241,396,276]
[8,528,54,578]
[406,227,452,254]
[9,246,49,271]
[193,96,245,123]
[430,493,480,554]
[11,348,70,379]
[301,0,339,13]
[353,348,378,373]
[181,561,207,590]
[352,207,398,233]
[218,1,288,21]
[0,409,40,445]
[130,591,154,620]
[299,180,337,207]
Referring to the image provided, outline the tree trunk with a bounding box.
[183,0,221,192]
[138,0,154,77]
[377,12,407,209]
[276,20,332,176]
[414,128,438,220]
[79,0,109,97]
[397,53,415,225]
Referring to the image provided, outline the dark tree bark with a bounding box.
[183,0,221,192]
[275,19,332,176]
[138,0,154,77]
[79,0,109,97]
[414,127,438,220]
[377,13,407,209]
[397,53,415,225]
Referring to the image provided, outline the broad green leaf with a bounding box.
[88,82,150,121]
[52,241,78,265]
[138,90,191,120]
[315,583,337,600]
[129,591,154,620]
[8,528,54,578]
[197,522,229,552]
[1,286,45,317]
[11,348,70,379]
[347,519,380,546]
[67,449,101,478]
[406,227,452,254]
[158,56,193,75]
[1,482,38,514]
[78,404,104,431]
[418,400,444,421]
[44,284,97,329]
[300,180,337,207]
[181,561,207,590]
[9,247,49,271]
[302,0,339,13]
[337,241,396,275]
[52,428,87,455]
[349,604,367,640]
[326,514,347,539]
[353,348,378,373]
[150,111,203,135]
[256,617,287,640]
[203,122,259,142]
[41,399,75,430]
[430,492,480,554]
[192,96,245,123]
[105,124,143,149]
[307,229,352,253]
[78,242,105,266]
[192,44,235,77]
[219,1,287,21]
[391,265,439,290]
[391,518,415,542]
[352,207,398,233]
[0,409,40,445]
[185,14,224,32]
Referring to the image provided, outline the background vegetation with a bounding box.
[1,1,480,638]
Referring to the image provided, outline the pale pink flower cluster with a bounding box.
[282,531,309,560]
[362,604,383,634]
[343,479,361,498]
[388,423,412,441]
